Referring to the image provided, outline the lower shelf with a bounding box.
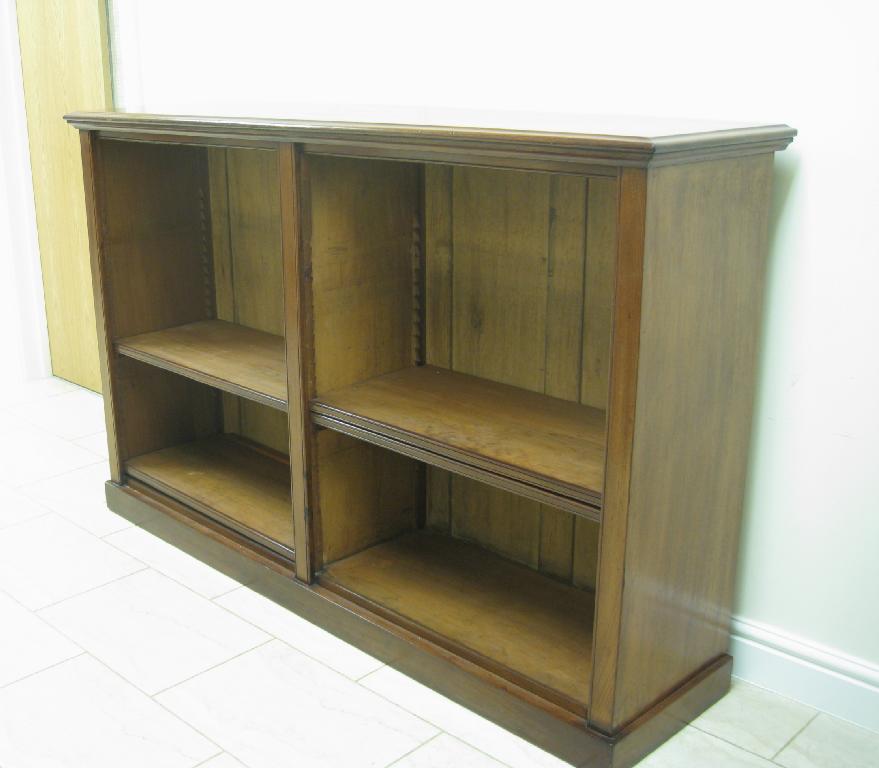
[319,531,594,712]
[126,434,294,557]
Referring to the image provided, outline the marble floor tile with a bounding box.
[0,485,50,529]
[0,416,98,486]
[0,513,144,609]
[216,585,383,679]
[0,654,218,767]
[106,514,262,599]
[197,754,248,768]
[360,666,572,768]
[392,733,508,767]
[74,430,110,458]
[0,375,78,405]
[775,713,879,768]
[40,568,268,694]
[13,387,106,440]
[691,679,816,757]
[19,461,140,536]
[635,726,776,767]
[0,590,81,687]
[157,640,437,768]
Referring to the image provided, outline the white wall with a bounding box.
[109,0,879,727]
[0,0,51,387]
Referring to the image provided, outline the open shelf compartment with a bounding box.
[127,433,293,556]
[313,365,605,515]
[117,319,287,411]
[304,157,611,712]
[320,530,594,713]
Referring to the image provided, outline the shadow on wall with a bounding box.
[737,146,800,582]
[767,151,799,254]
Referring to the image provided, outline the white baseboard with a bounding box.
[730,617,879,732]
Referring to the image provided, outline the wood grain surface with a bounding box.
[422,165,612,582]
[18,0,112,389]
[610,155,775,728]
[314,365,606,506]
[116,320,287,409]
[65,111,796,170]
[320,530,594,709]
[127,433,294,553]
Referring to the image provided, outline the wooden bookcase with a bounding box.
[67,110,795,767]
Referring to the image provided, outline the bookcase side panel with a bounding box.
[589,167,648,733]
[613,154,775,727]
[307,155,423,568]
[79,130,121,480]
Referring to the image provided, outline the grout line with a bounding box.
[0,386,83,416]
[383,731,443,768]
[209,583,247,601]
[98,520,144,540]
[233,629,385,690]
[57,511,138,541]
[0,651,87,692]
[0,584,86,638]
[29,549,275,669]
[80,537,391,690]
[11,455,106,492]
[81,651,226,755]
[688,723,784,763]
[355,664,386,683]
[102,551,270,635]
[4,556,268,723]
[26,501,141,542]
[355,672,521,767]
[771,711,819,761]
[33,562,150,612]
[69,427,107,440]
[190,750,225,767]
[100,528,257,600]
[0,508,53,533]
[354,672,446,736]
[67,428,110,457]
[150,637,275,698]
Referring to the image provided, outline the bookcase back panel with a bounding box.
[423,166,616,586]
[207,147,286,453]
[98,140,212,340]
[114,357,220,461]
[309,155,421,395]
[208,147,284,335]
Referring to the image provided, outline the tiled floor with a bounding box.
[0,376,876,768]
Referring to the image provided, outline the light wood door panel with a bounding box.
[16,0,112,390]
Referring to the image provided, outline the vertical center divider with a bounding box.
[280,143,318,582]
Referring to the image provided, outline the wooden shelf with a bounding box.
[126,434,294,557]
[117,320,287,411]
[312,366,605,516]
[320,531,594,712]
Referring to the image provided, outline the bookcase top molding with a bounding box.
[65,110,795,168]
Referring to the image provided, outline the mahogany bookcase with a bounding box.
[66,110,794,767]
